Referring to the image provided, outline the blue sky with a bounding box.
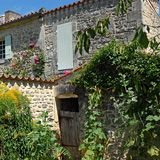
[0,0,78,16]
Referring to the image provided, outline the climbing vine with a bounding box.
[73,39,160,159]
[79,87,110,160]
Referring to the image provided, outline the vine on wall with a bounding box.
[73,39,160,159]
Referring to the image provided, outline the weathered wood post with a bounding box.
[0,138,3,156]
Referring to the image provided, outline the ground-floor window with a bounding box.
[0,40,5,59]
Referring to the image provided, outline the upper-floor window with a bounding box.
[57,22,73,70]
[0,35,12,60]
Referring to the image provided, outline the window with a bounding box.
[0,40,5,59]
[0,35,12,60]
[57,22,73,70]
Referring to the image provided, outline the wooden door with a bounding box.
[60,111,81,160]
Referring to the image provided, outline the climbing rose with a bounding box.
[64,71,70,74]
[22,53,26,58]
[11,63,17,67]
[29,43,35,47]
[34,58,39,64]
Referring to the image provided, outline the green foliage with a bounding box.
[79,88,110,160]
[116,0,132,15]
[4,43,45,78]
[75,16,110,55]
[73,39,160,159]
[0,84,72,160]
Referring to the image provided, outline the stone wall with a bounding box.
[43,0,143,78]
[142,0,160,42]
[5,10,21,22]
[0,19,45,74]
[54,74,126,159]
[0,77,60,131]
[0,0,143,78]
[0,15,5,24]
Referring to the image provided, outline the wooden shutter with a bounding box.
[5,35,12,59]
[57,22,73,70]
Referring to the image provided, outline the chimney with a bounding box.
[5,10,21,22]
[0,15,5,24]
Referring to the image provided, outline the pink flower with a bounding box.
[34,58,39,64]
[29,43,35,47]
[11,63,17,67]
[49,149,53,155]
[22,53,26,58]
[93,106,96,110]
[64,71,70,75]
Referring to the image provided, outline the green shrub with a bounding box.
[0,83,72,160]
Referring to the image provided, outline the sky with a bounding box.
[0,0,79,16]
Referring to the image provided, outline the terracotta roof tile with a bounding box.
[0,63,87,84]
[0,10,42,26]
[45,0,91,14]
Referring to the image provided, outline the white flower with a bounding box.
[132,97,136,101]
[113,103,119,109]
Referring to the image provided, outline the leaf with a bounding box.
[145,122,155,131]
[114,118,119,123]
[129,119,138,125]
[116,4,120,15]
[146,115,154,121]
[138,31,149,48]
[89,115,96,121]
[153,115,160,121]
[86,149,94,156]
[48,118,54,121]
[88,28,96,39]
[147,146,159,156]
[35,121,41,125]
[79,143,87,151]
[147,25,150,33]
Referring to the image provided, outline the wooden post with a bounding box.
[0,138,3,156]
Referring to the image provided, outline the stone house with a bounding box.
[0,0,159,159]
[0,0,159,78]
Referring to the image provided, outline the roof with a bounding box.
[45,0,91,14]
[0,0,91,28]
[0,9,42,26]
[0,65,85,84]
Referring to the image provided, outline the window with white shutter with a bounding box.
[57,22,73,70]
[5,35,12,59]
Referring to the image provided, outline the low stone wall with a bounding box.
[0,77,60,131]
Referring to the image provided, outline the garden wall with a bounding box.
[0,75,60,131]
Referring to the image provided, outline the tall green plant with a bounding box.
[79,88,110,160]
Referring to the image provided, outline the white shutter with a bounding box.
[57,22,73,70]
[5,35,12,59]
